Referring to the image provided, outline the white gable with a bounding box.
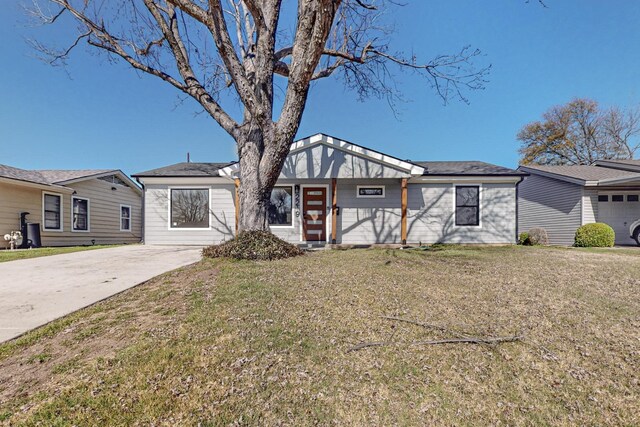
[220,134,424,179]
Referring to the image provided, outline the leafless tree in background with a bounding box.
[28,0,490,232]
[518,98,640,165]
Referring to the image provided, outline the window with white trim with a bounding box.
[121,205,132,231]
[170,189,210,228]
[455,186,480,226]
[72,197,89,231]
[268,186,293,226]
[43,193,62,231]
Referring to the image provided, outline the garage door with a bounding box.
[597,194,640,245]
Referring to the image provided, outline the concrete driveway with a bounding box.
[0,245,202,343]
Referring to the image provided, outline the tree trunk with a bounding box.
[237,126,279,231]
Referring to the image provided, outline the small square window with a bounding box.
[612,195,624,202]
[628,195,639,202]
[598,195,608,202]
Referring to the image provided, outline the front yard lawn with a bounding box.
[0,245,120,263]
[0,246,638,425]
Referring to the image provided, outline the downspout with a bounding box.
[136,177,145,245]
[515,175,524,244]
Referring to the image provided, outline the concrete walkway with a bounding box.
[0,245,202,343]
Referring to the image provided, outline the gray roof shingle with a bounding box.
[520,164,640,182]
[132,162,234,177]
[415,161,524,176]
[134,160,523,177]
[36,169,113,184]
[1,165,123,186]
[0,164,51,185]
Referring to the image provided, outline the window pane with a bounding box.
[598,195,608,202]
[612,195,624,202]
[269,187,292,225]
[73,199,88,231]
[456,207,478,226]
[455,186,480,226]
[44,194,61,229]
[171,189,209,228]
[628,195,639,202]
[456,186,479,206]
[121,206,131,230]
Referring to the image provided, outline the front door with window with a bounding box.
[303,187,326,241]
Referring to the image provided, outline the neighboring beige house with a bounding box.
[0,165,142,247]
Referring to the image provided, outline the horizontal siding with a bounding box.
[0,183,42,248]
[144,184,235,245]
[582,189,598,224]
[407,183,516,244]
[0,179,141,247]
[518,174,582,245]
[336,179,402,244]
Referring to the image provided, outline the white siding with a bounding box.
[280,145,409,179]
[407,183,516,244]
[144,184,235,245]
[582,189,598,224]
[518,174,583,245]
[336,179,402,244]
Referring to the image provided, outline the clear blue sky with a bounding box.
[1,1,639,175]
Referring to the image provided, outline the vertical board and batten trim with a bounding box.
[401,178,408,244]
[331,178,338,244]
[517,173,583,245]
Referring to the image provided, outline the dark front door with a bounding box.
[303,187,326,242]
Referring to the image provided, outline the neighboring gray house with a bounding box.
[519,160,640,245]
[0,165,142,247]
[133,133,525,246]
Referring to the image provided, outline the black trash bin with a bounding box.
[26,223,41,248]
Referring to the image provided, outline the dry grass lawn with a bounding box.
[0,245,119,263]
[0,246,638,425]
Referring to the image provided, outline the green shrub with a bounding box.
[528,228,549,246]
[574,223,615,247]
[202,230,304,261]
[518,232,531,245]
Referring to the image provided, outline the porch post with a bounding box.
[331,178,338,244]
[401,178,408,245]
[234,178,240,235]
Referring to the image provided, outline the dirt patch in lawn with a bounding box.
[0,246,639,425]
[0,264,217,414]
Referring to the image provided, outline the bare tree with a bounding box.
[518,98,640,165]
[28,0,489,232]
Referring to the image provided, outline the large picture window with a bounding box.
[455,186,480,226]
[72,197,90,231]
[268,186,293,226]
[43,193,62,231]
[170,189,210,228]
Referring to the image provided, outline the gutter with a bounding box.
[515,175,525,244]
